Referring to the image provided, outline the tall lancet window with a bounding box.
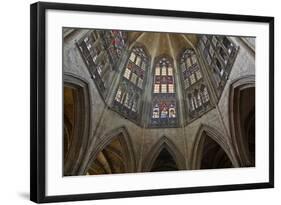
[151,57,178,127]
[180,49,203,89]
[180,49,211,122]
[113,46,149,124]
[198,35,238,96]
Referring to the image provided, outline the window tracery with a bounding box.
[113,46,149,123]
[198,35,238,95]
[180,49,203,89]
[180,49,211,122]
[151,57,178,127]
[187,85,210,119]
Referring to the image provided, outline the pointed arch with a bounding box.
[150,55,179,127]
[154,54,174,65]
[63,73,91,175]
[142,136,186,172]
[85,126,137,174]
[229,75,255,167]
[129,42,151,61]
[112,43,150,124]
[191,124,238,169]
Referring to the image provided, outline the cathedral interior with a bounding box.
[63,28,255,176]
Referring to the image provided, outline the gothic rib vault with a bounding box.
[63,28,255,175]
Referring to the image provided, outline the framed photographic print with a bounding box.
[30,1,274,203]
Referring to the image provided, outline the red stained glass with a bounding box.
[127,62,133,70]
[111,39,115,46]
[155,76,161,84]
[159,102,168,111]
[167,76,173,84]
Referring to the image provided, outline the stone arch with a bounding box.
[63,73,91,175]
[142,136,186,172]
[191,124,238,169]
[84,126,137,174]
[229,75,255,167]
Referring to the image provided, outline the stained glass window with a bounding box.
[190,74,196,85]
[136,56,141,66]
[124,67,131,79]
[155,67,160,75]
[162,66,167,75]
[187,84,210,118]
[152,104,160,118]
[188,95,195,111]
[154,84,160,93]
[184,78,189,88]
[151,57,178,127]
[180,49,203,89]
[132,96,139,112]
[129,52,136,62]
[198,35,237,92]
[197,91,202,107]
[161,84,167,93]
[131,73,137,84]
[113,46,149,123]
[122,47,148,90]
[195,69,202,80]
[115,87,123,102]
[179,48,212,120]
[168,84,174,93]
[201,85,210,103]
[153,58,175,94]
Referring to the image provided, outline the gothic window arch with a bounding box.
[151,56,178,127]
[198,35,238,95]
[179,49,211,122]
[113,46,149,124]
[180,49,203,89]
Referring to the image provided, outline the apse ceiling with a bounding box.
[127,32,199,60]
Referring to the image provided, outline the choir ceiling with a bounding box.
[128,32,199,60]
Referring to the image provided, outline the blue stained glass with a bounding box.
[160,108,168,118]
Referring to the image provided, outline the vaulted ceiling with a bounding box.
[127,32,199,61]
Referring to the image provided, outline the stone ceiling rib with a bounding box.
[127,31,198,66]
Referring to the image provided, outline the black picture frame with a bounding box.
[30,1,274,203]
